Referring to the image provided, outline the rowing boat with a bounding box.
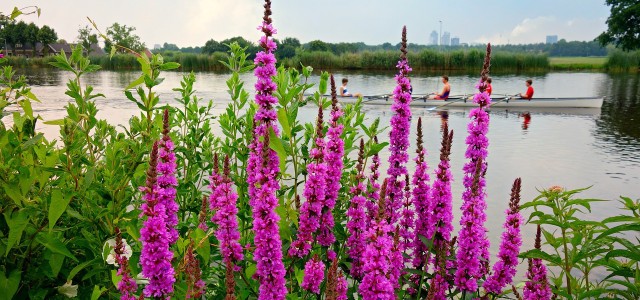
[335,94,604,108]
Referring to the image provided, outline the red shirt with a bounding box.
[486,84,493,95]
[524,86,534,99]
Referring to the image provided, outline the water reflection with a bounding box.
[519,112,532,131]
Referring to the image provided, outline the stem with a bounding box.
[561,227,572,296]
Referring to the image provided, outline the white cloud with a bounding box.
[476,16,606,45]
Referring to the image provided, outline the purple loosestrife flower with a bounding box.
[386,26,413,226]
[289,106,327,257]
[523,226,552,300]
[484,178,523,294]
[389,227,404,289]
[359,181,395,300]
[400,175,414,262]
[212,156,244,264]
[139,142,176,298]
[336,273,348,300]
[114,228,137,300]
[366,136,381,224]
[246,2,287,298]
[412,118,432,269]
[318,76,345,246]
[455,44,493,291]
[427,123,454,248]
[157,109,179,245]
[184,242,205,299]
[346,140,368,279]
[301,255,325,294]
[426,125,454,299]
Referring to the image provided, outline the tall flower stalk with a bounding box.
[246,0,287,298]
[114,227,137,300]
[346,139,368,279]
[455,44,493,292]
[412,117,431,269]
[184,242,205,299]
[523,225,553,300]
[318,76,344,246]
[484,178,523,294]
[157,108,179,245]
[139,142,175,297]
[211,156,244,264]
[359,181,395,300]
[289,106,327,257]
[427,123,454,299]
[301,255,325,294]
[386,26,413,226]
[366,136,381,224]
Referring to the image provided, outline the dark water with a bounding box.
[5,69,640,266]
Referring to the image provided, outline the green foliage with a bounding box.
[103,23,146,53]
[76,25,98,55]
[605,49,640,71]
[598,0,640,51]
[521,187,640,299]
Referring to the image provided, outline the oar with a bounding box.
[427,97,467,111]
[488,95,516,108]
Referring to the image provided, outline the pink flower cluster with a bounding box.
[290,107,327,258]
[139,142,176,298]
[210,156,244,264]
[301,256,325,294]
[318,87,345,247]
[346,140,368,279]
[412,118,431,269]
[246,1,287,298]
[484,178,523,294]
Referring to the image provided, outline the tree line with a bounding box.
[0,20,58,55]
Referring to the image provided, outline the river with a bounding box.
[5,68,640,262]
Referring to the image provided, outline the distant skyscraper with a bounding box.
[153,44,162,50]
[546,35,558,44]
[430,30,439,45]
[451,37,460,46]
[441,32,451,46]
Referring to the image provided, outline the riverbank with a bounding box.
[5,49,640,72]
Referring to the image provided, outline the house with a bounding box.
[1,42,105,57]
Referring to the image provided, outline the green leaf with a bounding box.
[0,269,21,300]
[10,7,23,19]
[109,46,117,59]
[126,75,145,90]
[49,189,71,231]
[277,108,290,135]
[110,270,121,288]
[519,248,562,266]
[68,259,98,281]
[43,118,65,126]
[4,209,29,256]
[268,127,287,173]
[245,263,256,279]
[192,228,210,265]
[91,285,106,300]
[36,232,78,261]
[160,62,180,70]
[49,253,65,278]
[3,183,24,206]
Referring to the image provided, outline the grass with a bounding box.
[549,56,607,70]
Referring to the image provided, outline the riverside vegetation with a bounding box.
[2,2,640,300]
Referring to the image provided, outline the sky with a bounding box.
[4,0,611,48]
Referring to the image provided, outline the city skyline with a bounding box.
[4,0,610,47]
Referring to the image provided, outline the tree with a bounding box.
[597,0,640,51]
[76,25,98,54]
[307,40,329,52]
[24,23,39,56]
[277,37,300,60]
[104,22,146,53]
[202,39,225,54]
[162,42,179,51]
[37,25,57,55]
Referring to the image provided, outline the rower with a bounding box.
[486,77,493,95]
[428,75,451,100]
[339,78,363,98]
[517,79,534,100]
